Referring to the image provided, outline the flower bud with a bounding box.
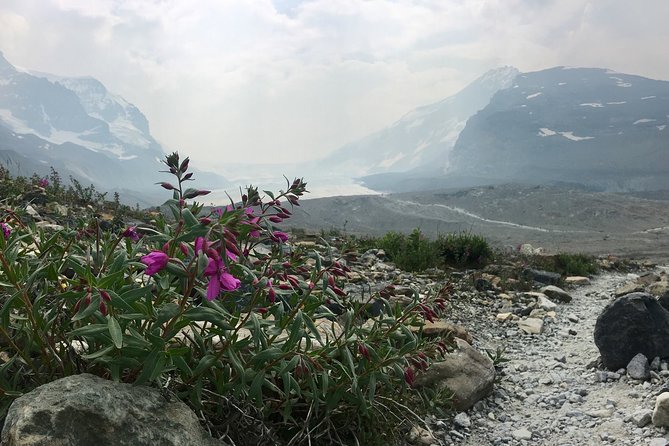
[158,182,176,190]
[99,290,111,303]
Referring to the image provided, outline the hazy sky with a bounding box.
[1,0,668,173]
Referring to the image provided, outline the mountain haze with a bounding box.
[322,66,519,177]
[0,52,228,204]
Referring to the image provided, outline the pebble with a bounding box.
[453,412,471,429]
[511,428,532,440]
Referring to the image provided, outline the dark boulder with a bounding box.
[594,293,669,370]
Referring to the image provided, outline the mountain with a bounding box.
[446,67,669,191]
[322,66,519,177]
[0,51,228,203]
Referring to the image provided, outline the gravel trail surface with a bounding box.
[440,270,669,446]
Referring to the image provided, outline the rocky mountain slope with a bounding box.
[448,67,669,192]
[0,51,228,204]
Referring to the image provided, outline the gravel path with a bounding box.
[440,270,669,446]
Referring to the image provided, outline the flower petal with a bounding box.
[206,277,221,301]
[219,271,241,291]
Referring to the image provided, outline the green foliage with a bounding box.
[523,252,599,277]
[0,154,449,444]
[346,229,492,272]
[438,231,493,268]
[380,229,441,272]
[552,252,599,276]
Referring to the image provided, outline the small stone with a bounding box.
[565,276,590,285]
[517,317,544,334]
[627,353,650,380]
[568,329,577,335]
[496,312,513,322]
[536,294,557,311]
[511,428,532,440]
[25,205,41,219]
[453,412,471,429]
[630,410,652,427]
[540,285,572,303]
[566,313,580,323]
[651,356,662,371]
[407,425,437,445]
[650,439,669,446]
[587,409,612,418]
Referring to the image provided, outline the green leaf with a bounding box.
[283,311,304,351]
[368,373,377,401]
[96,270,125,289]
[109,250,127,274]
[108,316,123,349]
[183,307,232,329]
[302,314,323,345]
[120,286,152,303]
[155,302,180,325]
[81,345,115,360]
[277,355,300,376]
[68,324,109,337]
[106,290,135,312]
[173,355,193,375]
[182,208,199,227]
[249,371,264,406]
[263,190,275,200]
[250,347,283,368]
[192,354,217,376]
[134,349,162,385]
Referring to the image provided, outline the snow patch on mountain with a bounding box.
[634,118,657,125]
[641,96,656,100]
[538,128,557,137]
[560,131,594,141]
[526,92,542,99]
[580,103,604,108]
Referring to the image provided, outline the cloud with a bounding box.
[1,0,668,172]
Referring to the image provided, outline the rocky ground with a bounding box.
[424,269,669,446]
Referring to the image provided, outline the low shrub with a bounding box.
[438,231,493,268]
[0,153,450,445]
[553,252,599,276]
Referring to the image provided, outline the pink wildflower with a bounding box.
[204,256,240,301]
[141,251,169,275]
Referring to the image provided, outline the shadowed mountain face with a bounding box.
[447,67,669,192]
[0,52,228,204]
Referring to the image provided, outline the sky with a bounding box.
[1,0,669,175]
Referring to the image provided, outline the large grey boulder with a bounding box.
[414,338,495,410]
[1,374,223,446]
[594,293,669,370]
